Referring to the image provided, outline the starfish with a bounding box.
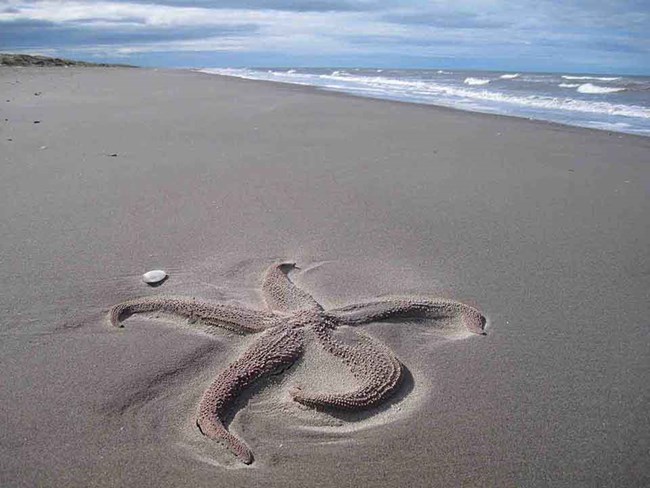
[109,263,486,464]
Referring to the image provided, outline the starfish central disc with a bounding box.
[287,309,335,329]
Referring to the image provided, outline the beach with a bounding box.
[1,66,648,487]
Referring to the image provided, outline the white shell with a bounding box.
[142,269,167,284]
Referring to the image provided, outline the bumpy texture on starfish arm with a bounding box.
[329,297,486,335]
[262,263,323,313]
[197,325,304,464]
[292,326,403,410]
[109,296,277,334]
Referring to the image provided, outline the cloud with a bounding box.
[106,0,383,12]
[0,0,648,73]
[0,1,400,52]
[0,18,258,49]
[0,1,287,26]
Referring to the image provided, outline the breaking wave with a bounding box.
[577,83,626,94]
[562,75,621,81]
[464,77,491,86]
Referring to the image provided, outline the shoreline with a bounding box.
[4,63,648,140]
[191,68,650,139]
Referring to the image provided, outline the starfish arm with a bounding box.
[261,263,322,313]
[328,297,486,335]
[197,325,304,464]
[292,327,402,410]
[109,296,277,334]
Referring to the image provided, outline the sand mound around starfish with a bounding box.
[108,262,485,464]
[177,336,419,469]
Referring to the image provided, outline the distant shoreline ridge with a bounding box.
[0,53,136,68]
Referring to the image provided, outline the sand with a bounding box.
[1,66,648,487]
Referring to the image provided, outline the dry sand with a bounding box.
[1,66,649,487]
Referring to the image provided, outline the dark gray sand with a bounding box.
[1,67,648,487]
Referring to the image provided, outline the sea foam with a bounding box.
[577,83,625,94]
[464,77,490,86]
[562,75,621,81]
[499,73,520,79]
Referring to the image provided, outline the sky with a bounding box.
[1,0,649,74]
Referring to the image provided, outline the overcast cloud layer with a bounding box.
[1,0,649,73]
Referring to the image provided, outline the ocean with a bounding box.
[198,67,650,137]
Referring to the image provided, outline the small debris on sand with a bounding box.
[142,269,167,285]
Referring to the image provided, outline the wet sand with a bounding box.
[1,66,648,487]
